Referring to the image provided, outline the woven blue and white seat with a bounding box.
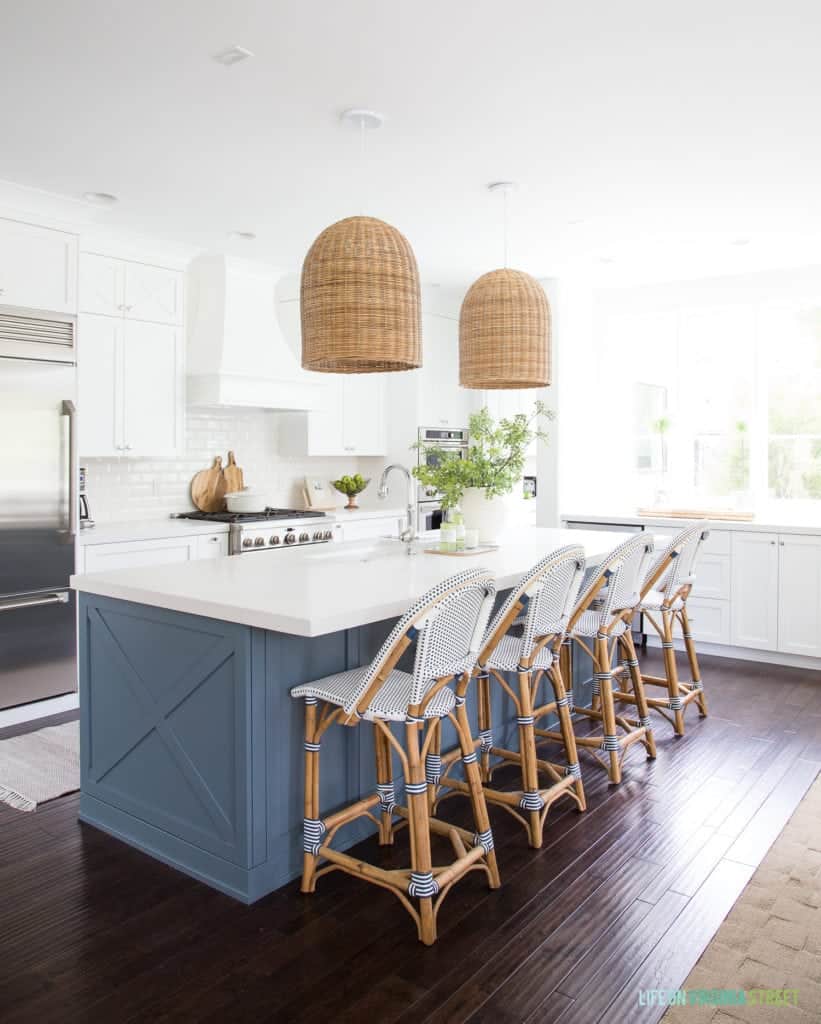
[616,521,710,735]
[539,533,658,785]
[435,545,587,849]
[290,567,499,947]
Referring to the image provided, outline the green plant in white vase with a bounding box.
[413,402,553,543]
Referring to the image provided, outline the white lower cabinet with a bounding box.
[82,535,203,574]
[730,532,779,650]
[777,534,821,657]
[78,313,183,457]
[196,533,230,559]
[685,597,731,645]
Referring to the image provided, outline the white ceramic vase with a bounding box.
[459,488,512,545]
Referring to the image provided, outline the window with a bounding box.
[590,288,821,513]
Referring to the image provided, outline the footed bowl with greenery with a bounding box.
[331,473,370,510]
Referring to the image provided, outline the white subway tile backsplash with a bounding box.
[82,408,381,523]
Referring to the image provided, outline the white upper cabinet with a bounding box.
[0,218,78,314]
[778,534,821,658]
[730,531,779,650]
[418,312,474,429]
[280,373,386,457]
[78,314,123,456]
[78,313,184,458]
[80,253,183,324]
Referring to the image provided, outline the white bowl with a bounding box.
[225,490,271,513]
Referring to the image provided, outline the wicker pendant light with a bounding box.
[459,183,551,389]
[300,110,421,374]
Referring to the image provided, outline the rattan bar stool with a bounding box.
[540,533,658,784]
[613,521,710,735]
[290,567,499,946]
[433,545,587,848]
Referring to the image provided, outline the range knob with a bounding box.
[313,530,324,541]
[242,538,253,548]
[254,536,265,547]
[270,535,280,545]
[299,532,309,542]
[284,532,296,545]
[324,530,334,540]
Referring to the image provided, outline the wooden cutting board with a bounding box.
[191,456,227,513]
[224,451,244,494]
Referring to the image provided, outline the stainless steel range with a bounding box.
[173,509,340,555]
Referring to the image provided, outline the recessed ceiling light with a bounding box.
[731,237,751,246]
[212,44,254,66]
[230,231,256,241]
[83,191,118,206]
[567,218,585,226]
[598,256,615,265]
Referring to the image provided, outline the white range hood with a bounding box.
[186,253,318,410]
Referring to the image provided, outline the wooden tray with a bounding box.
[424,544,499,556]
[637,507,754,522]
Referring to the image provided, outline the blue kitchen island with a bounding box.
[72,529,630,903]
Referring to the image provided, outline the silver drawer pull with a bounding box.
[0,591,70,613]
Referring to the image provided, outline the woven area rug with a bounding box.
[663,775,821,1024]
[0,720,80,812]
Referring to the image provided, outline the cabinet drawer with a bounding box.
[685,598,730,645]
[694,553,730,601]
[196,533,229,559]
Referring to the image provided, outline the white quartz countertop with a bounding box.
[71,527,637,637]
[562,511,821,536]
[78,519,231,545]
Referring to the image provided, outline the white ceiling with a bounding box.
[2,1,821,286]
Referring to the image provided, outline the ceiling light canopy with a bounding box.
[459,182,551,389]
[300,109,421,374]
[212,45,254,66]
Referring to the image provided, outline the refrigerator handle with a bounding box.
[0,591,70,613]
[62,399,78,537]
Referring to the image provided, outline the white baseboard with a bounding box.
[0,692,80,730]
[645,634,821,671]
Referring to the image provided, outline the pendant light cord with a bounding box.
[360,114,366,216]
[502,187,509,268]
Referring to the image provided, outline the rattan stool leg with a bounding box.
[680,606,707,717]
[549,662,586,810]
[621,631,656,759]
[477,670,494,782]
[301,698,322,893]
[661,611,685,735]
[374,724,396,845]
[595,636,621,784]
[454,699,500,889]
[516,669,543,847]
[405,716,437,946]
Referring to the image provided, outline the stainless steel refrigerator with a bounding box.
[0,310,78,710]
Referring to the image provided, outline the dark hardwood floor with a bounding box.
[1,652,819,1024]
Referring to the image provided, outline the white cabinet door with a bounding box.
[0,219,77,314]
[418,312,474,429]
[78,314,123,456]
[79,254,125,316]
[125,263,184,324]
[342,375,385,455]
[305,378,345,456]
[122,321,183,455]
[778,534,821,657]
[83,536,200,574]
[685,597,731,645]
[694,554,731,601]
[730,531,779,650]
[196,532,229,559]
